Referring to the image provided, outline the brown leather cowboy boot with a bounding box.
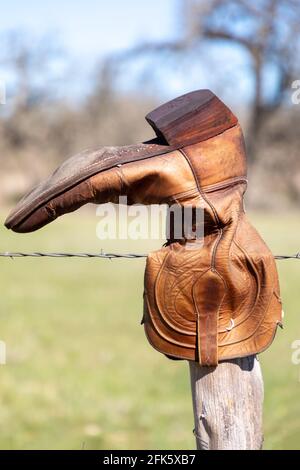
[5,90,283,366]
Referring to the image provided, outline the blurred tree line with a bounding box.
[0,0,300,209]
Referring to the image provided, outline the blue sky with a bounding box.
[0,0,175,60]
[0,0,254,104]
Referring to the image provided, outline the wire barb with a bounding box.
[0,251,299,260]
[274,252,300,260]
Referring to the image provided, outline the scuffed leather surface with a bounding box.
[5,150,197,232]
[5,141,171,230]
[143,192,282,365]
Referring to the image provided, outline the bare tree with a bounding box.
[0,31,68,195]
[0,31,65,112]
[116,0,300,163]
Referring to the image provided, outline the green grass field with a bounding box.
[0,207,299,449]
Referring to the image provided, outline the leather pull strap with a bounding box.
[193,270,226,366]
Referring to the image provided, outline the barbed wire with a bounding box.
[273,253,300,260]
[0,251,299,260]
[0,251,147,260]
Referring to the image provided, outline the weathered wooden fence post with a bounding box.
[189,355,264,450]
